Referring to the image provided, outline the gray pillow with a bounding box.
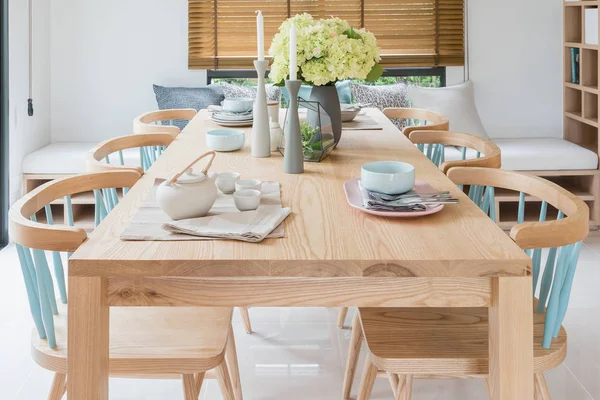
[350,83,410,129]
[216,82,281,102]
[152,84,225,130]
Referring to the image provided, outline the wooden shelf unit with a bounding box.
[560,0,600,228]
[23,174,96,231]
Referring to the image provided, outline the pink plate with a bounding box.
[344,178,444,218]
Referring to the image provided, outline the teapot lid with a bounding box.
[170,169,207,184]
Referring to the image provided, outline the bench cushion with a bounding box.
[23,142,141,175]
[443,137,598,171]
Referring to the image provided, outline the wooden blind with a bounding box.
[189,0,464,70]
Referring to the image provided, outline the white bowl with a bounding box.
[215,172,241,194]
[206,129,245,152]
[341,109,360,122]
[360,161,415,195]
[233,189,261,211]
[222,98,254,113]
[235,178,262,192]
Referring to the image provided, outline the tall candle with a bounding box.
[289,24,297,80]
[256,11,264,61]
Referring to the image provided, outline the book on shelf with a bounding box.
[571,48,580,84]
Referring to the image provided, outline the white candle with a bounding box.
[256,11,264,61]
[289,24,297,80]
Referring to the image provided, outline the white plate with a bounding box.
[212,119,254,127]
[212,112,254,122]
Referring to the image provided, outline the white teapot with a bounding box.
[156,151,218,220]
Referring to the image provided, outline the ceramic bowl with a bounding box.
[222,98,254,113]
[233,189,261,211]
[235,178,262,192]
[215,172,241,194]
[206,129,245,152]
[360,161,415,195]
[341,109,360,122]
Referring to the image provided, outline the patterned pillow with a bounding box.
[350,83,410,129]
[153,84,225,130]
[216,82,281,102]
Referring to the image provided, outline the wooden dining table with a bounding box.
[67,108,533,399]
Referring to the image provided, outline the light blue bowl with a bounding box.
[361,161,415,195]
[206,129,245,152]
[222,98,254,113]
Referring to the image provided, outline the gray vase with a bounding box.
[309,85,342,145]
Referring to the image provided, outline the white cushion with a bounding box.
[408,81,489,139]
[442,138,598,171]
[22,142,142,175]
[493,138,598,171]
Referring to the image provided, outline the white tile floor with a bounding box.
[2,234,600,399]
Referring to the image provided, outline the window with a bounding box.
[0,0,7,247]
[189,0,464,70]
[207,67,446,88]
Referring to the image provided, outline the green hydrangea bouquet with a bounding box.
[269,14,383,86]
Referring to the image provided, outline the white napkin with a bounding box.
[161,207,291,243]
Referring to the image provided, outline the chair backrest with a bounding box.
[133,109,198,137]
[409,130,501,173]
[383,108,449,137]
[9,171,142,349]
[87,133,174,174]
[447,167,589,348]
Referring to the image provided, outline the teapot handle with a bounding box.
[166,151,216,185]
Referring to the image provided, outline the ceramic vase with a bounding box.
[309,85,342,145]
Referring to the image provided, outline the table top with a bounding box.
[70,108,530,278]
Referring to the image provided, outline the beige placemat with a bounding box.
[342,115,383,130]
[120,180,284,241]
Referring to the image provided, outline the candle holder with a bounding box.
[282,80,304,174]
[251,60,271,158]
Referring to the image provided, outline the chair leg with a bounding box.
[403,375,414,400]
[356,355,378,400]
[216,359,235,400]
[225,326,243,400]
[239,307,252,334]
[342,312,364,399]
[535,372,551,400]
[182,374,199,400]
[48,373,66,400]
[338,307,349,328]
[194,372,206,399]
[388,372,400,399]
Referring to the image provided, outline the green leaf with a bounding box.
[343,27,363,41]
[366,63,384,82]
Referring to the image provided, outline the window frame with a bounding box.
[0,0,8,247]
[207,67,446,87]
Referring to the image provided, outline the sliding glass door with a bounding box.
[0,0,8,247]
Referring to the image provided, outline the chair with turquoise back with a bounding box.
[342,167,589,400]
[133,108,197,138]
[382,108,449,137]
[9,170,244,400]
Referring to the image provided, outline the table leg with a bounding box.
[67,277,110,399]
[489,276,533,399]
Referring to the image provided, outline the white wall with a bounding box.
[8,0,51,203]
[47,0,563,142]
[50,0,206,143]
[468,0,563,139]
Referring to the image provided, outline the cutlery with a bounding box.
[368,190,451,202]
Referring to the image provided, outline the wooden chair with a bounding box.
[342,167,589,400]
[382,108,449,137]
[337,132,501,329]
[409,130,502,173]
[9,171,244,400]
[87,133,174,174]
[133,109,198,137]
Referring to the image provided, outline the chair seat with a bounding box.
[443,137,598,171]
[23,142,142,175]
[359,306,566,376]
[32,303,233,375]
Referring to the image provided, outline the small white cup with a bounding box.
[235,178,262,192]
[233,189,261,211]
[216,172,240,194]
